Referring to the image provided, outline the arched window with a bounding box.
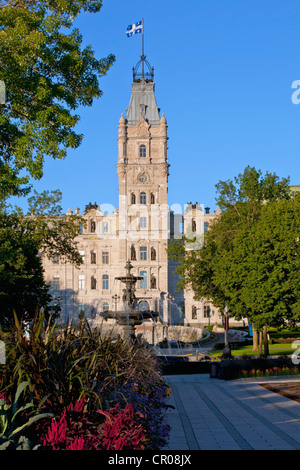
[140,192,146,204]
[138,301,149,313]
[103,302,109,312]
[139,144,146,158]
[140,271,147,289]
[102,274,109,290]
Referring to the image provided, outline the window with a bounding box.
[140,271,147,289]
[138,301,149,312]
[102,274,109,290]
[139,144,146,158]
[79,250,85,263]
[91,276,97,289]
[131,193,136,204]
[103,222,108,233]
[79,275,85,290]
[103,302,109,312]
[53,276,60,291]
[204,305,211,318]
[140,246,147,261]
[79,223,83,233]
[91,251,96,264]
[150,192,155,204]
[78,303,85,319]
[204,222,209,232]
[102,250,109,264]
[140,216,147,229]
[140,192,146,204]
[52,254,59,264]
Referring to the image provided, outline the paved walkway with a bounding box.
[162,374,300,450]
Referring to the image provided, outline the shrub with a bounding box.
[0,312,170,450]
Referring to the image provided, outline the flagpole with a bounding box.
[142,18,144,78]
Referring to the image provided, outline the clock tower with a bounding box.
[116,58,170,310]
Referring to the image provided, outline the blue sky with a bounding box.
[19,0,300,214]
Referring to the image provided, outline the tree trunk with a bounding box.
[252,326,259,351]
[259,331,263,355]
[263,325,269,356]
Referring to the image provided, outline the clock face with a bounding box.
[137,173,147,183]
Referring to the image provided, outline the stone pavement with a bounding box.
[162,374,300,450]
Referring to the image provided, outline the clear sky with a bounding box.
[17,0,300,214]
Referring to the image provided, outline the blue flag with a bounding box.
[126,20,143,37]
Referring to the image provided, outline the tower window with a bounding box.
[139,144,146,158]
[140,271,147,289]
[140,246,147,260]
[140,192,146,204]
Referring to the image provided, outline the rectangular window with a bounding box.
[78,303,85,318]
[140,246,147,261]
[140,271,147,289]
[102,250,109,264]
[79,275,85,290]
[204,222,209,232]
[102,274,109,290]
[79,250,85,263]
[103,222,108,233]
[140,216,147,229]
[53,276,60,291]
[204,305,211,318]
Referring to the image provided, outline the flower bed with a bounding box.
[237,366,300,379]
[0,314,170,450]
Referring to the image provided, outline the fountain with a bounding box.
[102,260,158,342]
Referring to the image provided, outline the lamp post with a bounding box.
[223,305,231,358]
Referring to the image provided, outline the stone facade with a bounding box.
[42,69,226,329]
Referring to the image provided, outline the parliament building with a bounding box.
[42,58,223,329]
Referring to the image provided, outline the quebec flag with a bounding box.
[126,20,143,37]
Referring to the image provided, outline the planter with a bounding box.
[218,357,295,380]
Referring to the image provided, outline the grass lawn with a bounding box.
[210,342,296,358]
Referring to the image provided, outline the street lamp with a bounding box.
[223,305,231,358]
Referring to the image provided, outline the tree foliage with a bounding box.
[169,166,299,330]
[0,0,115,200]
[0,190,84,326]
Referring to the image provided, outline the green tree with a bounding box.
[0,0,115,201]
[0,190,84,327]
[169,167,297,353]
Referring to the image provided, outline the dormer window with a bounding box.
[139,144,146,158]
